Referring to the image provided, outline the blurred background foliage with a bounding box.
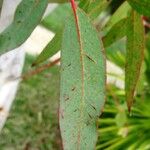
[0,0,150,149]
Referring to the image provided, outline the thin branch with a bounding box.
[22,58,60,80]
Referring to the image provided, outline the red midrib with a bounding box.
[70,0,85,149]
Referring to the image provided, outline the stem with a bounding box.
[22,58,60,80]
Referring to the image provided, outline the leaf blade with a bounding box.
[0,0,48,55]
[125,10,145,111]
[60,8,106,149]
[127,0,150,17]
[103,18,127,48]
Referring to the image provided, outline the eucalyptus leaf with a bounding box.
[125,10,145,111]
[60,8,106,149]
[103,18,127,48]
[127,0,150,17]
[0,0,48,55]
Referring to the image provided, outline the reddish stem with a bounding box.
[70,0,78,28]
[70,0,77,13]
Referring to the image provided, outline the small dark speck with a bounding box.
[85,54,96,64]
[71,87,76,91]
[73,109,77,112]
[17,20,22,24]
[68,63,71,67]
[86,121,90,126]
[88,113,92,119]
[90,104,96,111]
[65,97,69,101]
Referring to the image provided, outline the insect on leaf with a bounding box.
[125,10,145,112]
[59,6,106,150]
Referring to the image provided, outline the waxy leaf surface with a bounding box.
[0,0,48,55]
[60,8,105,150]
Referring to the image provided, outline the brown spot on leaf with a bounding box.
[68,63,71,67]
[84,53,96,64]
[90,104,96,111]
[71,87,76,91]
[88,113,92,119]
[73,109,77,112]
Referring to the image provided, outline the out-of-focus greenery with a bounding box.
[97,85,150,150]
[0,55,61,150]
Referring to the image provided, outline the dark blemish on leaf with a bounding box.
[63,94,69,101]
[17,20,22,24]
[65,97,69,101]
[88,113,92,119]
[90,104,96,111]
[86,121,90,126]
[85,53,96,64]
[71,87,76,91]
[73,109,77,112]
[68,63,71,67]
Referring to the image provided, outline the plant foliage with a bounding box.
[0,0,150,149]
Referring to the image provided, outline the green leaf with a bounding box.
[127,0,150,17]
[125,10,145,111]
[87,0,111,20]
[60,8,106,149]
[0,0,48,55]
[103,1,130,32]
[103,18,127,48]
[32,31,62,66]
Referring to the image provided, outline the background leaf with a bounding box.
[0,0,48,55]
[42,4,71,33]
[103,18,127,48]
[127,0,150,17]
[32,31,62,66]
[60,8,105,149]
[125,10,145,111]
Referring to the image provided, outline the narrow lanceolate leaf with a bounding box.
[126,10,145,112]
[60,7,106,150]
[32,31,62,66]
[87,0,111,20]
[0,0,48,55]
[127,0,150,17]
[103,18,127,48]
